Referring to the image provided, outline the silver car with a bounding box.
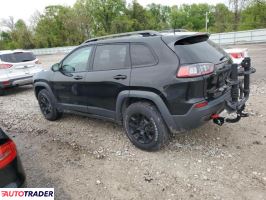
[0,50,43,95]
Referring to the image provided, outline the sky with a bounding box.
[0,0,228,25]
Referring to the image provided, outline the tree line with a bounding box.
[0,0,265,50]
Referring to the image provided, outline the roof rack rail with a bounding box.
[83,30,161,43]
[160,29,189,34]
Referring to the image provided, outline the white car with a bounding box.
[224,48,248,65]
[0,50,43,95]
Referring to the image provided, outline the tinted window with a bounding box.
[0,52,35,63]
[131,44,156,67]
[93,44,128,71]
[62,46,92,73]
[175,39,228,65]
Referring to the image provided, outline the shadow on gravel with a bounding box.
[60,111,226,153]
[166,122,232,154]
[9,129,72,200]
[2,85,33,96]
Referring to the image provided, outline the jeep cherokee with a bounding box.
[33,30,255,151]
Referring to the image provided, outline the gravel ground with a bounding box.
[0,43,266,200]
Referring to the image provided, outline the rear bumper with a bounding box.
[0,76,33,89]
[170,91,230,132]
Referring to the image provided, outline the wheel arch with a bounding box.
[34,82,53,98]
[116,90,177,132]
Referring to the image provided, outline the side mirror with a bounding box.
[51,63,60,72]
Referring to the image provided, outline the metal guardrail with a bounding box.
[210,28,266,45]
[31,46,76,56]
[30,28,266,55]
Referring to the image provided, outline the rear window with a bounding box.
[0,52,36,63]
[175,38,228,65]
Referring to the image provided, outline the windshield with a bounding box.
[0,52,36,63]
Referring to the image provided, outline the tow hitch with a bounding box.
[211,108,249,126]
[211,114,225,126]
[212,57,255,126]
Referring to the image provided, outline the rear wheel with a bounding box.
[0,89,4,96]
[123,102,170,151]
[38,89,62,121]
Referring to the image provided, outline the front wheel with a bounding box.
[38,89,62,121]
[123,102,170,151]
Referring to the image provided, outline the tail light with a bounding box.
[0,139,17,169]
[2,81,10,86]
[177,63,214,78]
[230,53,244,59]
[0,64,13,69]
[35,59,41,64]
[194,101,208,108]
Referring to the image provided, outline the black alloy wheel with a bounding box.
[128,113,156,144]
[39,94,52,115]
[123,102,170,151]
[37,89,62,121]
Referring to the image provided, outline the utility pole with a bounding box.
[205,12,209,32]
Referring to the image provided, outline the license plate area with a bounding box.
[205,64,231,99]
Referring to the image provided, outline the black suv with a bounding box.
[33,30,254,151]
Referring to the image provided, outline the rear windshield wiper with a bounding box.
[219,55,228,61]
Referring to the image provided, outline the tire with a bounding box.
[123,102,170,151]
[38,89,62,121]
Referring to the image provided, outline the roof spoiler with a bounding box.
[162,33,210,51]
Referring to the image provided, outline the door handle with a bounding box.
[113,75,127,80]
[73,75,83,80]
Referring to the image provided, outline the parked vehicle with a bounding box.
[0,50,43,95]
[0,128,26,187]
[224,48,248,64]
[33,30,255,151]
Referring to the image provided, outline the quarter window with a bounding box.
[93,44,128,71]
[130,44,157,67]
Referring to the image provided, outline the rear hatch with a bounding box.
[0,51,42,79]
[164,34,232,100]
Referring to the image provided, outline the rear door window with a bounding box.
[130,44,157,67]
[0,52,36,63]
[93,44,129,71]
[175,39,228,65]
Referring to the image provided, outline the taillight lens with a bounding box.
[2,81,10,86]
[0,140,17,169]
[0,64,13,69]
[177,63,214,78]
[230,53,244,59]
[35,59,41,64]
[194,101,208,108]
